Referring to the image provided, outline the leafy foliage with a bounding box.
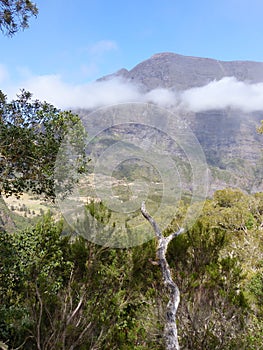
[0,189,263,349]
[163,188,263,349]
[0,215,163,349]
[0,90,87,199]
[0,0,38,36]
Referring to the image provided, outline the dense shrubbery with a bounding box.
[0,189,262,349]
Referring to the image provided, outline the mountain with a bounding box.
[85,53,263,195]
[99,52,263,90]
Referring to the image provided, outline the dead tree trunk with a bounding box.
[141,201,184,350]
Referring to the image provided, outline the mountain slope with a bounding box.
[99,52,263,90]
[92,53,263,194]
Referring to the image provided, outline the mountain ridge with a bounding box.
[99,52,263,91]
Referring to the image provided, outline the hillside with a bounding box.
[91,53,263,194]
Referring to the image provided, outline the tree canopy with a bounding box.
[0,89,86,199]
[0,0,38,36]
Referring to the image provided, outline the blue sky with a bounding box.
[1,0,263,108]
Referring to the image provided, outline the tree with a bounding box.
[169,220,248,349]
[165,189,263,349]
[0,214,161,349]
[258,120,263,134]
[0,0,38,36]
[0,89,86,199]
[141,201,184,350]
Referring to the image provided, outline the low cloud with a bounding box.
[21,75,263,113]
[181,77,263,112]
[11,74,142,109]
[2,66,263,113]
[17,75,181,109]
[145,88,177,107]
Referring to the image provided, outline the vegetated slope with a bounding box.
[0,197,30,232]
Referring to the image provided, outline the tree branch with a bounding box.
[35,283,43,350]
[141,201,183,350]
[141,201,162,239]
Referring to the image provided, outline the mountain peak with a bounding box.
[100,52,263,91]
[150,52,176,58]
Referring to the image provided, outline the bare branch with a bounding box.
[141,201,183,350]
[166,227,184,244]
[35,283,43,350]
[66,293,85,326]
[69,322,92,350]
[141,201,162,239]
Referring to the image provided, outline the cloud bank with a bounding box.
[181,77,263,112]
[3,68,263,113]
[12,75,141,109]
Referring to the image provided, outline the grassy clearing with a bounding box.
[4,193,53,218]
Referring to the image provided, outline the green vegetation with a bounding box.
[0,106,263,349]
[0,90,86,199]
[1,6,263,350]
[0,188,263,349]
[0,0,38,36]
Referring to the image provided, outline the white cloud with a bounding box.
[145,88,178,107]
[14,75,180,109]
[89,40,118,55]
[181,77,263,112]
[2,62,263,113]
[13,74,142,109]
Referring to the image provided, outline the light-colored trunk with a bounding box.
[141,201,184,350]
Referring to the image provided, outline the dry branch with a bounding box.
[141,201,184,350]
